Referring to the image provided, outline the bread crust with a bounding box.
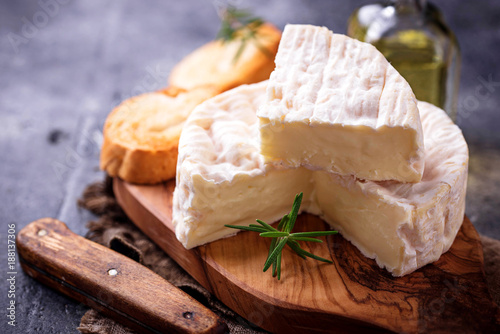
[169,23,281,92]
[100,87,218,184]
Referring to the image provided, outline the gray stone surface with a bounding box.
[0,0,499,332]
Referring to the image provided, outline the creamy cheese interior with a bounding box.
[260,121,422,181]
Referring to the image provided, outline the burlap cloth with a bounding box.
[76,177,500,334]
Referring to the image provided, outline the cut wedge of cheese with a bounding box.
[173,82,317,249]
[173,82,468,276]
[258,24,425,182]
[315,101,468,276]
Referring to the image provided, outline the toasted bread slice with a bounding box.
[100,86,218,184]
[169,23,281,92]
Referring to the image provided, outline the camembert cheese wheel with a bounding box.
[173,82,468,277]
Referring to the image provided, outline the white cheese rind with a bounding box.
[258,24,424,182]
[315,101,468,276]
[173,82,317,249]
[173,81,468,277]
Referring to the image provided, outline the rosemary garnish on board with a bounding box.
[216,6,273,63]
[225,193,338,280]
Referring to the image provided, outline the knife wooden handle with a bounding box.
[17,218,228,334]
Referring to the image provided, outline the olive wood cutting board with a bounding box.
[114,178,500,333]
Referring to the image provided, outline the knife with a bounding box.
[17,218,228,334]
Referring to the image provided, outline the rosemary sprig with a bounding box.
[216,6,273,64]
[225,193,338,280]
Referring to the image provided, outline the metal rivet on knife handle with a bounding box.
[107,268,118,276]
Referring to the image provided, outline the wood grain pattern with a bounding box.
[114,178,500,333]
[17,218,227,334]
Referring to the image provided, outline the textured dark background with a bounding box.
[1,0,499,332]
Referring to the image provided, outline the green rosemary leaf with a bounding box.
[276,252,282,280]
[269,236,278,277]
[249,224,266,230]
[224,224,266,233]
[263,237,287,272]
[286,240,307,260]
[232,39,247,64]
[260,231,289,238]
[285,192,303,233]
[227,7,251,19]
[293,246,333,264]
[291,231,339,238]
[289,236,323,243]
[277,215,288,231]
[256,219,278,231]
[252,38,273,58]
[216,22,233,41]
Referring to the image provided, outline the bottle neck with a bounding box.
[391,0,427,12]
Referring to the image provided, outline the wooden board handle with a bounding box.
[17,218,228,334]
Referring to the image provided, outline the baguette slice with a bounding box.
[169,23,281,92]
[100,86,218,184]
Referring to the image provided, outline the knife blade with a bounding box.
[17,218,228,334]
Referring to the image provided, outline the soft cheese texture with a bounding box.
[173,82,317,249]
[173,82,468,276]
[315,102,468,276]
[258,24,425,182]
